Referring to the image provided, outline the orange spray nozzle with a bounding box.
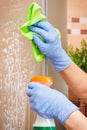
[30,76,53,87]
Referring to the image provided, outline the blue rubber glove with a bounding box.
[28,21,72,71]
[26,82,79,125]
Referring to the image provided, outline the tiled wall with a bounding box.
[67,0,87,47]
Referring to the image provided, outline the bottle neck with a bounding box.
[33,114,56,127]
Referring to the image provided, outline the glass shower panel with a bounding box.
[0,0,44,130]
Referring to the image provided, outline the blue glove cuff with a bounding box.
[51,48,72,72]
[57,99,79,125]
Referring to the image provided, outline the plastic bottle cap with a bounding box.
[30,76,53,87]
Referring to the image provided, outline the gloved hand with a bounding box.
[28,21,72,71]
[26,82,79,125]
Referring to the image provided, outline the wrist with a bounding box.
[64,110,87,130]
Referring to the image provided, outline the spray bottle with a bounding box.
[30,76,56,130]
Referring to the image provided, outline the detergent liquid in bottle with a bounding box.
[30,76,56,130]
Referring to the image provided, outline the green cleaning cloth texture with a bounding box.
[20,2,61,62]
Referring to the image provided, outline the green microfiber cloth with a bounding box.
[20,2,61,62]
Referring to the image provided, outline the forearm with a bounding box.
[60,62,87,101]
[64,110,87,130]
